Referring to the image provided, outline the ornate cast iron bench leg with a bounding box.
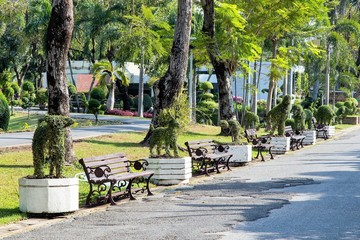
[146,174,154,196]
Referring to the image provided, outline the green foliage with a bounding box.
[285,118,295,129]
[243,110,260,129]
[158,93,189,133]
[68,84,77,97]
[32,115,74,178]
[132,94,153,112]
[335,101,344,108]
[88,87,107,123]
[304,109,313,130]
[227,119,244,144]
[200,82,214,92]
[149,118,180,157]
[316,105,335,125]
[22,81,35,92]
[267,95,291,136]
[0,92,10,131]
[336,106,347,124]
[344,98,358,115]
[35,88,48,105]
[197,82,218,125]
[291,104,305,131]
[20,81,36,112]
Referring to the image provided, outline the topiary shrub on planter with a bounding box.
[291,104,305,131]
[304,109,313,130]
[243,110,260,129]
[266,95,291,136]
[344,98,358,115]
[32,115,75,178]
[0,92,10,131]
[316,105,335,125]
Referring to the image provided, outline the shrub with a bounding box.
[143,94,153,112]
[36,88,48,105]
[200,81,213,92]
[243,111,260,129]
[316,105,335,125]
[304,109,313,129]
[344,98,358,115]
[68,84,77,97]
[88,88,107,123]
[336,106,347,124]
[285,118,295,129]
[0,92,10,131]
[291,104,305,131]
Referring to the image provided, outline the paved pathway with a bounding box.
[2,126,360,239]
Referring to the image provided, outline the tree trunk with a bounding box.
[106,82,115,110]
[46,0,75,163]
[251,60,258,114]
[201,0,235,127]
[137,49,144,117]
[141,0,192,144]
[266,38,278,114]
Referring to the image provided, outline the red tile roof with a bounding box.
[76,74,98,93]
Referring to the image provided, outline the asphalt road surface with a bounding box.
[3,126,360,239]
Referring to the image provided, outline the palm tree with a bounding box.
[93,60,129,110]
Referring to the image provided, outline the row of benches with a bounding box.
[78,124,328,207]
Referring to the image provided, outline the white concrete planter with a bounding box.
[270,136,290,154]
[19,178,79,214]
[226,145,252,163]
[146,157,192,185]
[302,130,316,145]
[326,126,336,138]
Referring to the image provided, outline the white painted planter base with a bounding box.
[19,178,79,214]
[302,130,316,145]
[270,137,290,154]
[146,157,192,186]
[226,145,252,163]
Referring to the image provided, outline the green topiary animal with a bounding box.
[149,118,180,157]
[304,109,313,130]
[243,110,260,129]
[227,119,244,144]
[32,115,75,178]
[291,104,305,131]
[316,105,335,125]
[266,95,291,136]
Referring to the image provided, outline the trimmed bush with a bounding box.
[304,109,313,130]
[0,92,10,131]
[291,104,305,131]
[285,118,295,129]
[243,110,260,129]
[316,105,335,125]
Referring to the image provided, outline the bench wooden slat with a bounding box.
[81,158,129,168]
[81,153,126,163]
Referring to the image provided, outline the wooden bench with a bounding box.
[312,117,328,140]
[79,153,154,206]
[184,140,233,176]
[245,129,274,161]
[284,126,306,151]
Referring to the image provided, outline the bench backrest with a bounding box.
[185,139,217,157]
[79,153,130,182]
[284,126,294,136]
[245,129,258,143]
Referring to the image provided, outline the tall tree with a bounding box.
[142,0,192,143]
[200,1,260,128]
[46,0,75,162]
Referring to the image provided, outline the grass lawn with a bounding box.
[0,124,232,226]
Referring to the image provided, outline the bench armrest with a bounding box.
[85,164,112,179]
[129,159,150,171]
[214,143,230,153]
